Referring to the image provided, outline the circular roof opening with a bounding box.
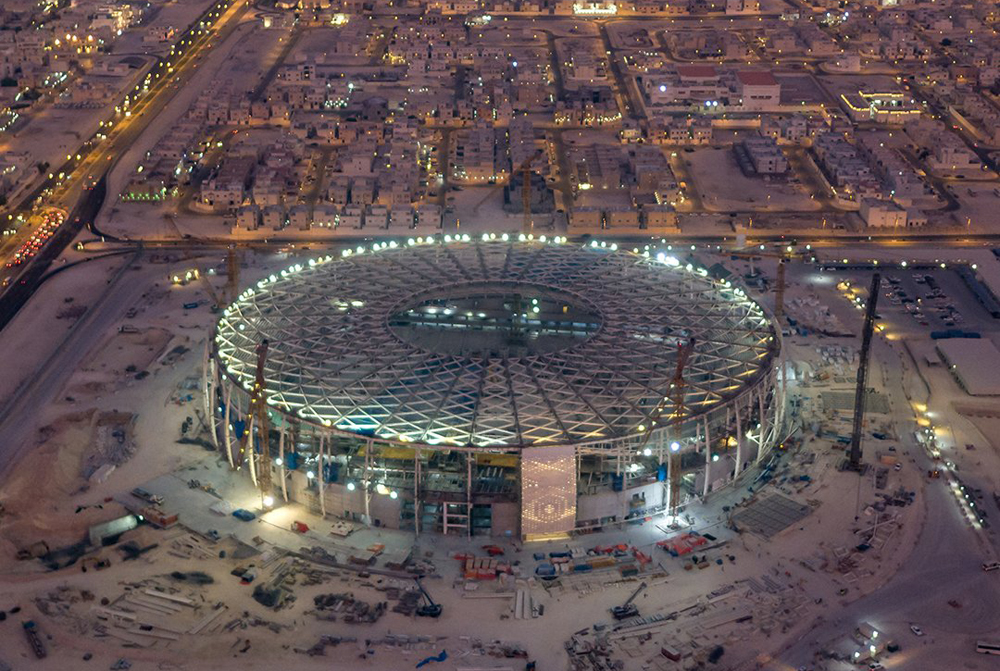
[215,240,776,448]
[388,281,603,357]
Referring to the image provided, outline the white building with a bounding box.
[860,199,907,227]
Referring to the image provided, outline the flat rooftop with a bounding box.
[937,338,1000,396]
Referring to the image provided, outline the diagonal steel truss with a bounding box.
[215,239,777,451]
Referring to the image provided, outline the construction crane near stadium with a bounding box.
[728,245,803,324]
[635,337,696,520]
[235,339,272,501]
[848,273,881,471]
[165,214,237,311]
[517,149,543,234]
[225,244,240,305]
[470,149,545,234]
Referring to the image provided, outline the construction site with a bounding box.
[0,238,997,671]
[210,237,784,538]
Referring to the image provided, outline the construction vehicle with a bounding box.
[848,273,881,471]
[22,621,46,658]
[164,216,241,310]
[611,581,647,620]
[634,338,695,520]
[414,578,442,618]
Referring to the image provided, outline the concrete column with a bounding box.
[734,399,743,480]
[222,384,234,469]
[467,453,474,539]
[779,354,788,433]
[363,439,372,524]
[317,432,326,518]
[702,415,711,498]
[246,414,258,486]
[666,447,673,516]
[278,424,288,502]
[414,447,421,537]
[756,388,767,464]
[202,340,218,451]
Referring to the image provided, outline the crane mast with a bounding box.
[668,339,695,517]
[848,273,881,471]
[225,245,239,305]
[774,259,786,323]
[469,149,543,231]
[236,339,272,499]
[635,338,695,520]
[522,155,534,234]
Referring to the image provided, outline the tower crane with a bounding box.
[727,246,802,324]
[470,149,545,234]
[635,338,696,520]
[235,339,273,501]
[518,150,543,234]
[848,273,881,471]
[225,244,240,305]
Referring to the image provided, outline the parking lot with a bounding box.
[832,265,996,339]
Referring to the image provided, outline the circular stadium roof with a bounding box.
[215,238,777,449]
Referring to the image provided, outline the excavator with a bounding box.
[611,581,647,620]
[415,577,442,618]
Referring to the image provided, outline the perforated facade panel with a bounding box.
[521,445,577,538]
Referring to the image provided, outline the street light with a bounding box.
[262,495,274,508]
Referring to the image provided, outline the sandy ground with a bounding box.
[0,254,128,405]
[0,246,963,671]
[683,146,822,213]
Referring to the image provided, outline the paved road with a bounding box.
[0,247,144,484]
[0,178,107,331]
[0,0,248,300]
[772,333,1000,669]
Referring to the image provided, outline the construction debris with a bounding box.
[83,412,138,480]
[311,593,386,624]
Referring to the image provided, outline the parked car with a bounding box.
[232,509,256,522]
[910,624,924,636]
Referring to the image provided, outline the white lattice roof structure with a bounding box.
[214,237,777,449]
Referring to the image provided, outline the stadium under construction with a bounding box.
[207,236,786,539]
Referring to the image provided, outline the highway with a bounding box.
[0,246,145,485]
[0,0,250,324]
